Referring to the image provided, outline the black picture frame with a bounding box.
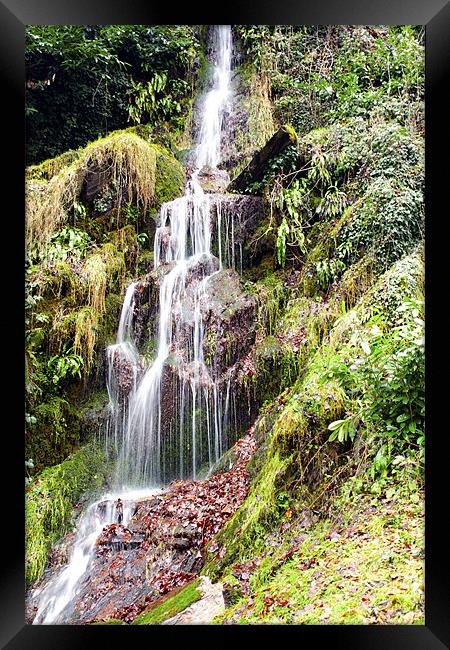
[2,0,449,647]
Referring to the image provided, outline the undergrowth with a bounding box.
[25,442,112,585]
[203,249,424,580]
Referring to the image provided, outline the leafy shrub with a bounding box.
[26,25,202,164]
[48,346,84,385]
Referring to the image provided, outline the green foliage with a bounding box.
[327,414,359,443]
[317,254,425,488]
[234,26,272,65]
[43,227,92,265]
[316,185,347,218]
[337,124,424,269]
[48,346,84,385]
[127,73,187,128]
[26,25,202,164]
[136,232,149,247]
[259,116,423,274]
[238,26,424,136]
[315,259,346,290]
[328,26,424,125]
[25,442,112,585]
[273,178,307,268]
[205,250,424,579]
[359,298,425,480]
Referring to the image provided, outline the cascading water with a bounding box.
[113,24,235,487]
[31,26,237,624]
[196,25,232,168]
[31,488,159,624]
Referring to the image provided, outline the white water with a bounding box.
[196,25,232,169]
[32,488,160,624]
[113,25,234,486]
[31,25,234,624]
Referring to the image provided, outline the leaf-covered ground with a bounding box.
[213,488,424,625]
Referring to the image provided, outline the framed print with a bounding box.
[1,0,448,647]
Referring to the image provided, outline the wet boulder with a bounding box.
[196,167,230,193]
[203,268,258,375]
[208,194,266,269]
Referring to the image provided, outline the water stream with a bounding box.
[114,24,234,487]
[31,25,236,624]
[31,488,160,624]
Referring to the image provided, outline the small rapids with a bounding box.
[31,488,160,624]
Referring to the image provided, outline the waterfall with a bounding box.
[196,25,232,168]
[31,488,160,624]
[112,25,235,487]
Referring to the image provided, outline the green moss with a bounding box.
[203,441,293,581]
[251,335,299,404]
[25,442,112,586]
[215,486,424,625]
[91,618,126,625]
[225,69,276,179]
[153,144,185,208]
[77,388,109,412]
[136,249,155,276]
[41,261,82,306]
[242,254,276,284]
[97,292,123,347]
[107,225,138,266]
[26,131,159,250]
[204,249,424,580]
[26,149,80,182]
[253,272,288,336]
[26,397,81,473]
[132,578,202,624]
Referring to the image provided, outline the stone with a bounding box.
[196,167,230,193]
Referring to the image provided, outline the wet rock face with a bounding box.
[126,258,257,384]
[97,524,146,552]
[103,200,264,484]
[203,268,258,376]
[130,276,160,351]
[78,396,111,439]
[195,168,230,193]
[108,349,142,400]
[209,194,266,270]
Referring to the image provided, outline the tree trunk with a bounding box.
[227,125,297,194]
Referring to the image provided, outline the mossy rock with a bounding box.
[153,144,185,208]
[136,249,155,276]
[222,575,244,607]
[25,442,112,586]
[132,578,202,625]
[251,335,299,407]
[203,249,424,579]
[26,149,80,182]
[26,397,82,473]
[26,130,185,250]
[242,254,276,283]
